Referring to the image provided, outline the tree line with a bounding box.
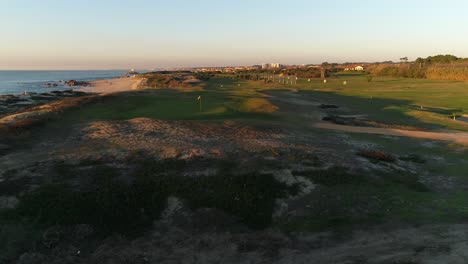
[366,55,468,81]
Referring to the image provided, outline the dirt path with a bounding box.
[314,122,468,144]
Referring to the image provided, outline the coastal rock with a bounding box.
[127,69,140,75]
[65,80,89,87]
[5,97,29,104]
[13,100,34,106]
[44,82,59,87]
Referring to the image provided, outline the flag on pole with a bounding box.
[198,96,202,112]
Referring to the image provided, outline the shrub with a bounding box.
[293,167,367,186]
[15,160,296,233]
[173,173,292,228]
[399,154,426,164]
[358,150,396,162]
[17,166,167,234]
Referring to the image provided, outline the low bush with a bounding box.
[15,160,296,234]
[358,150,396,162]
[399,154,426,164]
[293,167,367,186]
[17,166,166,234]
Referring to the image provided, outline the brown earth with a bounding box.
[315,122,468,145]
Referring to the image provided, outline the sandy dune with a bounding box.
[314,122,468,144]
[83,77,144,94]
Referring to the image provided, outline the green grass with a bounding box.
[292,76,468,131]
[213,74,468,131]
[50,78,282,128]
[41,74,468,132]
[279,166,468,232]
[58,89,233,122]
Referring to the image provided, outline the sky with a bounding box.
[1,0,468,70]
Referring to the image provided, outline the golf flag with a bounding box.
[198,96,202,112]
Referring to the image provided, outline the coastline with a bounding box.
[0,76,144,126]
[0,75,143,97]
[0,70,127,95]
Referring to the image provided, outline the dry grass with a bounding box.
[139,73,204,91]
[236,98,279,113]
[0,94,104,135]
[426,66,468,81]
[366,63,468,81]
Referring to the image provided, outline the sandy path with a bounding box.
[83,77,144,93]
[314,122,468,144]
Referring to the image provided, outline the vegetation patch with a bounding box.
[357,150,396,162]
[234,98,279,114]
[292,167,367,186]
[283,168,431,232]
[10,159,296,237]
[399,154,426,164]
[319,104,339,109]
[139,72,203,90]
[17,165,166,234]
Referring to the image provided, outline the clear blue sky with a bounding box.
[1,0,467,69]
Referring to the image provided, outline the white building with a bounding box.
[344,65,365,71]
[262,63,283,69]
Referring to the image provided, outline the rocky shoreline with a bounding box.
[43,79,91,88]
[0,89,90,116]
[0,78,95,116]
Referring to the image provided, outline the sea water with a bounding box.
[0,70,126,95]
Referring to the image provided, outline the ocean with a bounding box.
[0,70,127,95]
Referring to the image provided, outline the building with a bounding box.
[262,63,283,69]
[344,65,365,71]
[354,65,364,71]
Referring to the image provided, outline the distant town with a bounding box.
[155,62,372,73]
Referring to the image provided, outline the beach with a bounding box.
[83,76,144,93]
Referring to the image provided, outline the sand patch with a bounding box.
[83,77,144,94]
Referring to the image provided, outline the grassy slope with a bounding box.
[54,78,279,125]
[51,74,468,131]
[7,74,468,236]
